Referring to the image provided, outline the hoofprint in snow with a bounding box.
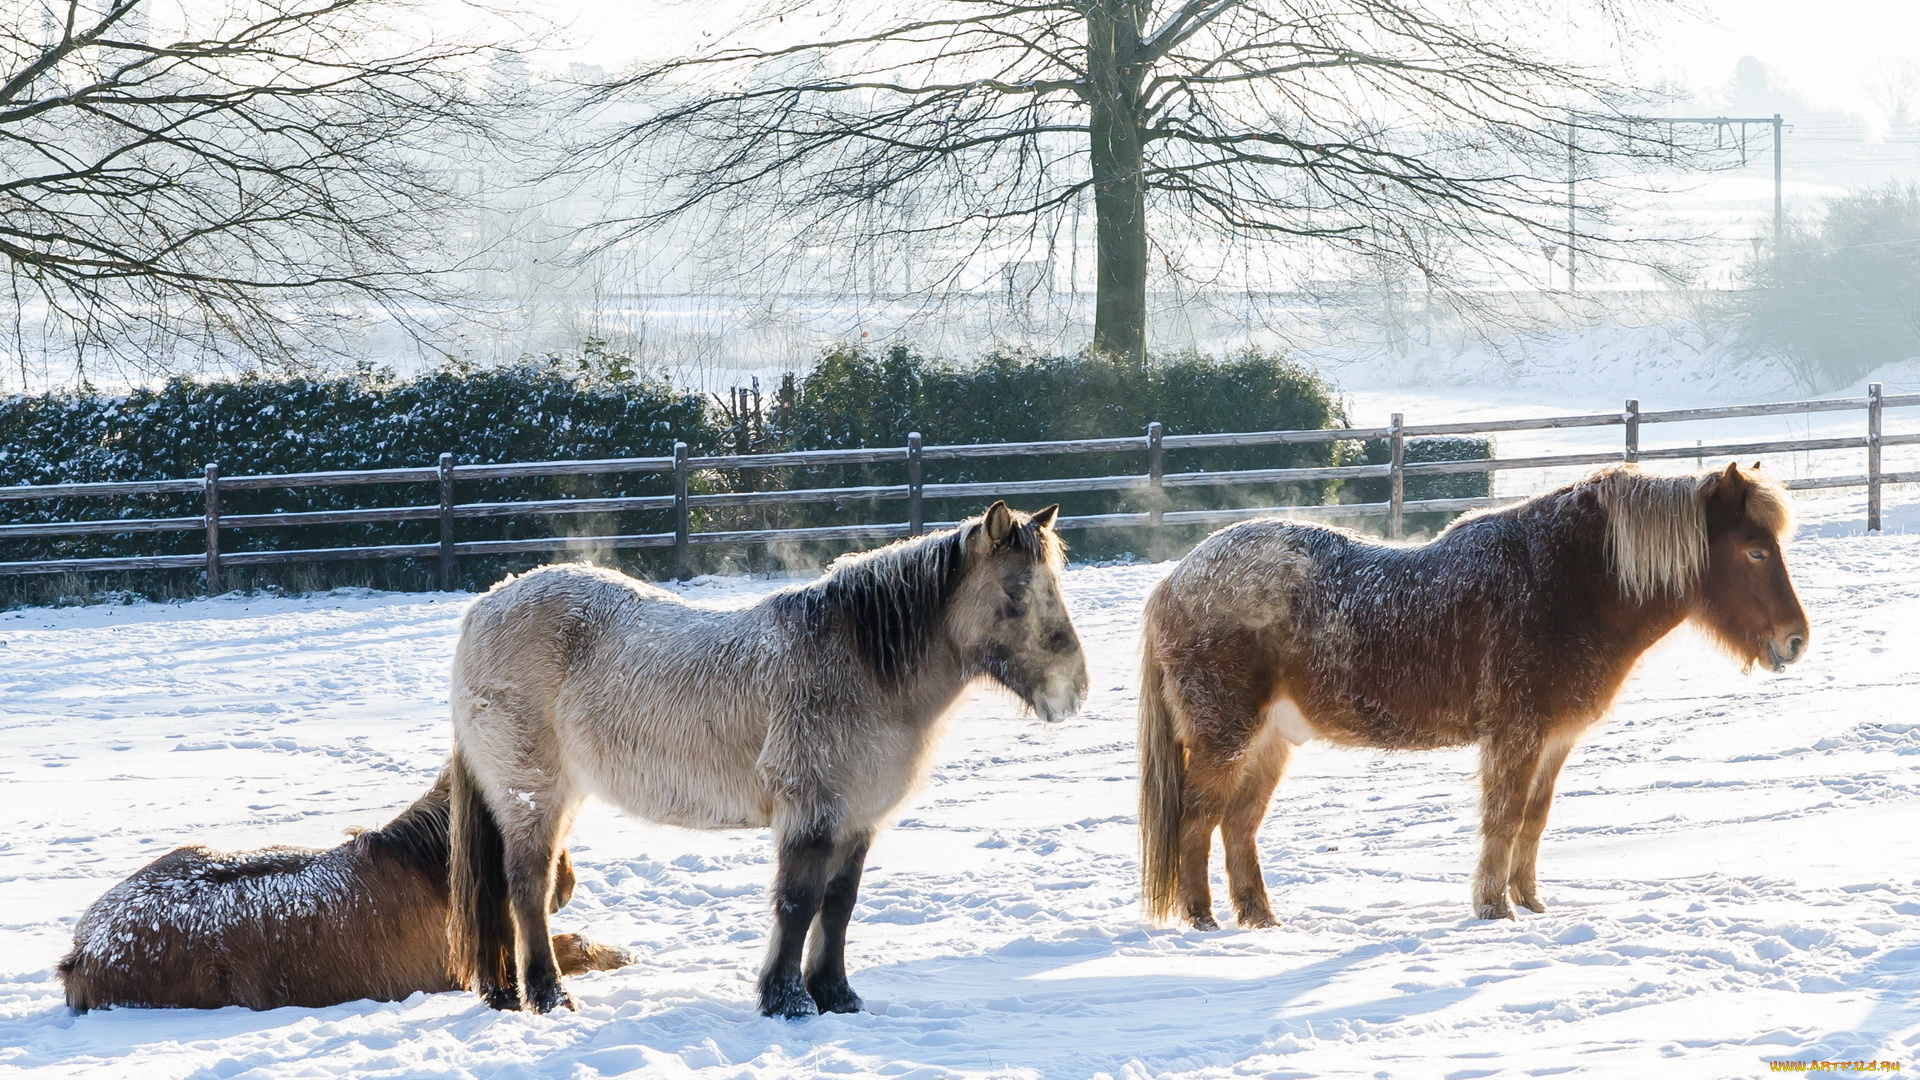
[2,491,1919,1078]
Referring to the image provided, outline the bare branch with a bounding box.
[0,0,518,380]
[581,0,1703,356]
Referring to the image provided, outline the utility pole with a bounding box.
[1773,113,1785,247]
[1559,112,1786,291]
[1656,115,1785,246]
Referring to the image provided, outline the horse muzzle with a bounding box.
[1765,628,1809,672]
[1030,666,1089,724]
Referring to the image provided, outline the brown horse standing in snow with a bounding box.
[1139,463,1809,929]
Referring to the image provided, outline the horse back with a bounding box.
[453,564,667,698]
[60,838,454,1011]
[1153,513,1612,750]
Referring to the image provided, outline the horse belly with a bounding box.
[580,743,772,830]
[1303,691,1477,750]
[1281,659,1479,749]
[1262,694,1469,752]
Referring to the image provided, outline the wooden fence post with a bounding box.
[1146,422,1164,561]
[672,441,691,580]
[1868,382,1884,533]
[907,432,924,536]
[437,452,456,590]
[1388,414,1405,540]
[203,462,222,594]
[1624,398,1640,464]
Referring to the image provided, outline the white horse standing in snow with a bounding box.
[446,502,1087,1017]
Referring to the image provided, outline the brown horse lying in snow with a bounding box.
[1139,463,1809,929]
[60,769,632,1011]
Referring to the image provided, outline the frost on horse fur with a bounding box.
[447,501,1088,1017]
[58,770,632,1011]
[1139,463,1810,929]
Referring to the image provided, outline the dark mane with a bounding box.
[363,769,452,876]
[802,527,970,684]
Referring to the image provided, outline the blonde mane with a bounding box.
[1592,464,1794,602]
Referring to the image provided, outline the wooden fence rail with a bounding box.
[1,385,1914,587]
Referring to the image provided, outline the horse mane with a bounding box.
[803,513,1060,684]
[1589,464,1794,602]
[807,529,968,684]
[361,769,452,877]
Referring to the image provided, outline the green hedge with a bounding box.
[0,353,713,589]
[750,345,1352,558]
[0,344,1494,598]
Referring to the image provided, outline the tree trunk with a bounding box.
[1085,1,1148,362]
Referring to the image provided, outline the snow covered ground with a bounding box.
[2,482,1919,1079]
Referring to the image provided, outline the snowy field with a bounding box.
[2,482,1919,1079]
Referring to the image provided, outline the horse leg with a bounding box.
[759,823,836,1019]
[1163,661,1268,932]
[1508,737,1575,914]
[1471,736,1544,920]
[497,795,581,1013]
[1221,733,1289,929]
[804,832,872,1014]
[1176,748,1242,931]
[552,932,635,975]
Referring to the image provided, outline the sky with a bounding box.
[1670,0,1920,113]
[517,0,1920,119]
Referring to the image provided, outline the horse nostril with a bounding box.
[1787,634,1806,659]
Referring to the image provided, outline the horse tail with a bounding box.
[1137,604,1185,925]
[447,747,513,999]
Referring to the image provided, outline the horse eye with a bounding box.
[1747,549,1767,562]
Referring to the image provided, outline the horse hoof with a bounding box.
[1236,912,1279,930]
[1187,913,1221,931]
[760,974,820,1020]
[1474,900,1516,921]
[1513,894,1547,914]
[481,986,522,1012]
[808,979,863,1014]
[527,982,576,1014]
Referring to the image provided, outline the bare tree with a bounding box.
[590,0,1693,361]
[0,0,509,381]
[1866,59,1919,128]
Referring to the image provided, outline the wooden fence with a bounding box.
[3,384,1915,591]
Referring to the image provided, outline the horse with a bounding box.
[58,769,632,1011]
[1138,462,1808,930]
[446,500,1087,1017]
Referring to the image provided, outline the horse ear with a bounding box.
[1711,460,1750,510]
[1029,504,1060,531]
[979,500,1015,549]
